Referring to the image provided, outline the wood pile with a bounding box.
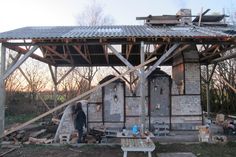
[2,120,58,145]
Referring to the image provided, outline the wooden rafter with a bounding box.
[40,47,56,65]
[84,45,92,63]
[164,44,190,62]
[201,45,236,62]
[126,44,133,59]
[72,45,91,64]
[5,45,54,65]
[7,53,21,69]
[102,44,109,64]
[146,44,163,60]
[48,65,57,85]
[200,45,220,61]
[44,46,72,64]
[145,43,180,78]
[111,66,130,84]
[200,44,218,56]
[64,45,74,64]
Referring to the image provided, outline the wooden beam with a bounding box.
[48,65,57,85]
[0,45,38,81]
[7,53,21,70]
[211,51,236,63]
[145,43,180,78]
[5,45,53,65]
[107,44,134,69]
[41,47,56,64]
[44,46,72,64]
[208,63,217,82]
[201,45,236,62]
[72,45,91,64]
[84,45,92,63]
[0,147,18,157]
[0,44,6,137]
[140,41,146,130]
[38,94,51,111]
[146,44,163,60]
[1,56,157,138]
[65,45,74,64]
[200,45,218,55]
[111,66,130,84]
[102,45,109,64]
[126,44,133,60]
[164,44,190,62]
[200,45,220,61]
[219,75,236,93]
[56,66,75,85]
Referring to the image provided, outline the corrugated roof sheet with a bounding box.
[0,25,235,40]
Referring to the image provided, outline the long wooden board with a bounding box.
[1,57,157,138]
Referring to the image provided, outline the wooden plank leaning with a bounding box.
[1,57,157,138]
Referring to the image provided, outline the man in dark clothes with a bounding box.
[74,102,86,143]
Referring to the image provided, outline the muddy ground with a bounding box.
[1,142,236,157]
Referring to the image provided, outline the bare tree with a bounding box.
[59,68,89,100]
[212,50,236,114]
[23,61,49,105]
[75,0,114,90]
[76,0,114,26]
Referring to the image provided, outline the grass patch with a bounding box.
[5,113,36,126]
[156,142,236,157]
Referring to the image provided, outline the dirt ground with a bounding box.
[1,142,236,157]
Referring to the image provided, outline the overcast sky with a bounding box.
[0,0,235,32]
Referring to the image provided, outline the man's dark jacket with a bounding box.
[75,110,86,130]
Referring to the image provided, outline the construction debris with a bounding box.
[29,129,46,138]
[28,137,53,144]
[216,114,225,124]
[212,135,227,143]
[198,125,210,142]
[2,120,58,145]
[0,147,18,157]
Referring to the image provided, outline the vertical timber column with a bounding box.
[0,44,6,136]
[206,64,210,117]
[53,66,58,108]
[140,41,146,131]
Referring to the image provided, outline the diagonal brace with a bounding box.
[145,44,180,78]
[0,45,38,81]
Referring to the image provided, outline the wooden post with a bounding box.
[1,57,156,138]
[140,41,146,131]
[53,66,58,108]
[0,44,6,137]
[206,64,210,117]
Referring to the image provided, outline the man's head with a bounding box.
[76,102,82,111]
